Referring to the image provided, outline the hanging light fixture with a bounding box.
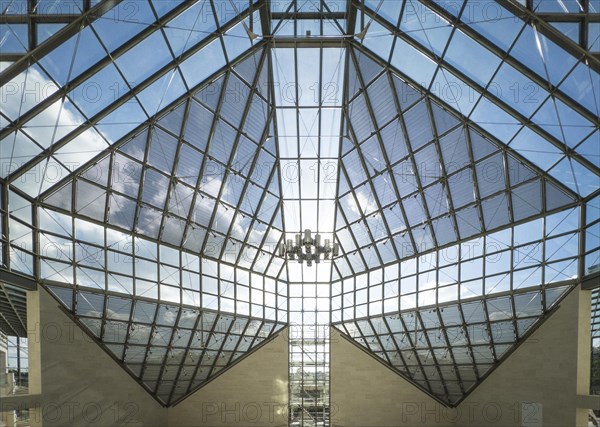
[278,229,339,267]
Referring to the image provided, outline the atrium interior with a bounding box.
[0,0,599,426]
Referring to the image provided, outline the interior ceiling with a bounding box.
[0,0,599,407]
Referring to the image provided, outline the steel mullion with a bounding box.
[319,1,346,35]
[154,98,191,247]
[509,289,521,343]
[68,199,77,310]
[294,46,302,237]
[495,0,600,69]
[269,0,295,35]
[177,73,230,259]
[244,165,282,272]
[0,14,84,24]
[5,10,259,185]
[331,193,580,280]
[153,305,183,395]
[334,163,370,274]
[196,70,247,257]
[352,42,581,203]
[383,94,437,253]
[1,0,196,138]
[46,282,276,322]
[264,44,294,310]
[579,201,587,282]
[431,125,463,249]
[1,183,10,268]
[121,293,138,363]
[33,192,281,282]
[335,277,578,324]
[382,64,427,257]
[329,49,351,284]
[270,11,346,20]
[398,312,433,391]
[480,301,499,364]
[184,311,221,394]
[425,0,600,117]
[0,0,123,85]
[99,292,112,356]
[27,0,35,52]
[434,308,466,396]
[456,303,482,380]
[365,317,393,366]
[138,306,179,384]
[351,13,600,171]
[128,126,153,241]
[461,120,487,242]
[218,50,274,261]
[346,0,357,35]
[204,315,241,379]
[165,308,203,405]
[180,75,234,259]
[381,315,412,378]
[531,13,600,22]
[316,46,323,254]
[348,49,402,261]
[325,51,350,284]
[414,309,450,400]
[258,0,272,35]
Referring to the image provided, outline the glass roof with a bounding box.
[269,0,348,36]
[334,282,572,405]
[0,0,598,410]
[1,0,260,188]
[357,0,599,197]
[334,46,579,280]
[46,284,286,406]
[508,0,600,55]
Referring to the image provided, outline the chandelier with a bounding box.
[278,230,340,266]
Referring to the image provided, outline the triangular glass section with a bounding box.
[332,284,577,406]
[43,285,287,407]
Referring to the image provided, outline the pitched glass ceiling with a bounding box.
[357,0,599,197]
[273,44,345,283]
[0,0,598,411]
[334,46,579,279]
[1,0,260,190]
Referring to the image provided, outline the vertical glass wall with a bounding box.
[6,336,28,389]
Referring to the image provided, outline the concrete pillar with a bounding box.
[576,288,593,426]
[0,410,16,427]
[0,345,6,390]
[26,290,41,396]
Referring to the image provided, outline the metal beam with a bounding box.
[0,268,37,291]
